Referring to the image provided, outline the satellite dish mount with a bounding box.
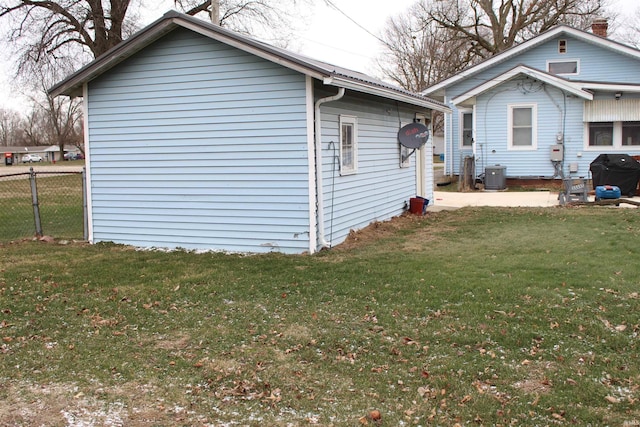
[398,122,430,162]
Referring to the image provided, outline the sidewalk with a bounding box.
[431,190,560,210]
[430,190,640,210]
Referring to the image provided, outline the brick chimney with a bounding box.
[592,18,608,38]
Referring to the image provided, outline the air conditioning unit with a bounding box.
[485,165,507,190]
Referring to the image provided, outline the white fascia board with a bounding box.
[578,82,640,93]
[424,25,640,96]
[49,19,177,98]
[324,76,451,113]
[452,66,593,106]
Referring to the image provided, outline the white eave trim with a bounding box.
[324,76,451,113]
[451,65,593,106]
[423,25,640,96]
[578,82,640,93]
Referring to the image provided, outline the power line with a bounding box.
[322,0,392,49]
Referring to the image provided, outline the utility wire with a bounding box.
[323,0,393,49]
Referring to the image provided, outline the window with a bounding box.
[508,104,537,149]
[548,60,579,75]
[622,122,640,146]
[586,121,640,148]
[339,115,358,175]
[588,122,613,146]
[461,112,473,148]
[558,39,567,54]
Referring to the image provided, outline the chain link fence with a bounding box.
[0,168,86,242]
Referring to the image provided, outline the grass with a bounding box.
[0,173,84,241]
[1,207,639,426]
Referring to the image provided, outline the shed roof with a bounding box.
[49,10,449,113]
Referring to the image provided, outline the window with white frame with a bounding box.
[622,122,640,146]
[508,104,537,149]
[460,111,473,149]
[558,39,567,54]
[586,121,640,148]
[547,59,579,75]
[339,115,358,175]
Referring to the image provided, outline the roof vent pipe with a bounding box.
[210,0,220,25]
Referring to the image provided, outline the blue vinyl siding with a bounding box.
[86,28,310,253]
[316,88,421,247]
[443,33,640,178]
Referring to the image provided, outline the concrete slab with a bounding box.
[430,190,640,210]
[431,190,560,209]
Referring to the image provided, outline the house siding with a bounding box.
[315,86,422,247]
[443,33,640,179]
[87,28,311,254]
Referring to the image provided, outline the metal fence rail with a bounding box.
[0,168,86,242]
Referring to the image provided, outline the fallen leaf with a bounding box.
[460,395,472,404]
[605,396,619,403]
[615,324,627,332]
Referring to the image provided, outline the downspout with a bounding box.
[314,87,345,250]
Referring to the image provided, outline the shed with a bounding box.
[49,11,449,254]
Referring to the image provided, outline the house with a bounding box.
[423,20,640,188]
[2,146,59,164]
[49,11,449,254]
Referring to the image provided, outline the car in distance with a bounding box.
[21,154,43,163]
[64,152,85,160]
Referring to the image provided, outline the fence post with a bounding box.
[29,167,43,237]
[82,167,88,241]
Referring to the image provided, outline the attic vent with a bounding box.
[558,39,567,54]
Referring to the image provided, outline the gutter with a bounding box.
[314,87,345,250]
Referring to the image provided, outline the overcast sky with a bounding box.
[1,0,638,113]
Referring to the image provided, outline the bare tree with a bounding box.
[418,0,609,60]
[173,0,310,45]
[615,7,640,48]
[22,67,83,157]
[0,108,25,146]
[377,6,476,93]
[1,0,310,78]
[0,0,141,76]
[22,108,47,146]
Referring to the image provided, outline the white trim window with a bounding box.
[339,115,358,175]
[558,39,567,54]
[460,110,473,150]
[508,104,537,150]
[547,59,579,76]
[586,121,640,149]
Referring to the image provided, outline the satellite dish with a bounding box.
[398,123,430,149]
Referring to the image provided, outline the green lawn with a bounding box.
[1,207,639,426]
[0,173,84,241]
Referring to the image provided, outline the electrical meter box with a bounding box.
[550,144,564,161]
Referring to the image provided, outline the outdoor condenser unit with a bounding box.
[485,165,507,190]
